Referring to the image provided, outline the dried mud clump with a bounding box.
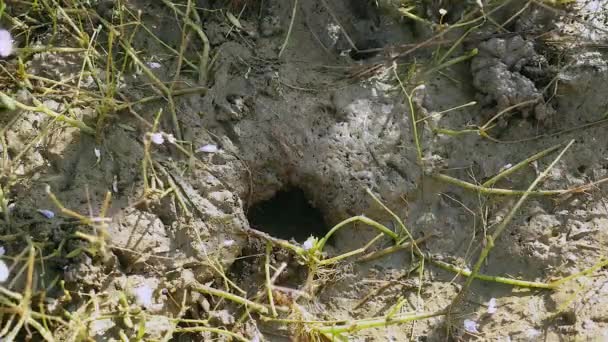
[471,36,555,123]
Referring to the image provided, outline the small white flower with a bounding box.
[223,239,235,247]
[94,147,101,163]
[134,284,154,308]
[147,62,162,69]
[582,319,597,330]
[197,144,218,153]
[0,259,8,283]
[38,209,55,219]
[339,49,352,57]
[413,84,426,91]
[302,236,316,251]
[0,29,14,58]
[439,8,447,16]
[150,132,164,145]
[525,328,541,338]
[7,203,15,213]
[232,97,245,112]
[487,298,497,314]
[476,0,484,8]
[501,163,513,171]
[0,246,5,256]
[166,134,176,144]
[464,319,479,333]
[326,23,341,45]
[112,175,119,193]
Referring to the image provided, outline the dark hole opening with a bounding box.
[247,187,327,242]
[577,165,587,174]
[350,39,382,61]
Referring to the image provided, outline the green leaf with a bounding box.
[0,92,16,111]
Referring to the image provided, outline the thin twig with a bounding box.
[278,0,299,58]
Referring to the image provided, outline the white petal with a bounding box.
[94,147,101,158]
[38,209,55,219]
[0,260,9,282]
[501,163,512,171]
[147,62,162,69]
[439,8,447,15]
[302,236,315,251]
[150,133,164,145]
[464,319,479,333]
[166,134,176,144]
[487,298,497,314]
[223,239,235,247]
[197,144,218,153]
[525,328,541,338]
[0,29,13,58]
[112,175,119,193]
[134,284,154,308]
[0,246,5,256]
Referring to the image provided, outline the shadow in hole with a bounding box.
[247,187,327,242]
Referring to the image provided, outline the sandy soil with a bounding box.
[1,0,608,341]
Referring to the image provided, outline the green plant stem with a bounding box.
[433,127,479,136]
[315,311,443,336]
[358,234,434,262]
[96,15,183,140]
[0,92,95,135]
[0,187,9,224]
[265,243,278,317]
[316,216,398,252]
[365,188,426,311]
[47,188,92,224]
[0,286,23,301]
[386,296,408,319]
[433,173,565,196]
[192,285,269,315]
[160,0,210,85]
[365,188,419,248]
[278,0,298,57]
[244,227,305,256]
[16,47,92,55]
[481,99,539,130]
[436,23,483,65]
[416,101,477,123]
[549,257,608,287]
[173,327,248,341]
[319,233,383,265]
[397,6,432,25]
[482,142,565,187]
[452,139,574,305]
[116,87,207,111]
[422,48,478,78]
[429,257,555,289]
[394,69,424,167]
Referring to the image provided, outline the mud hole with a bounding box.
[1,0,608,341]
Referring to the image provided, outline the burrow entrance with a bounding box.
[247,187,328,242]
